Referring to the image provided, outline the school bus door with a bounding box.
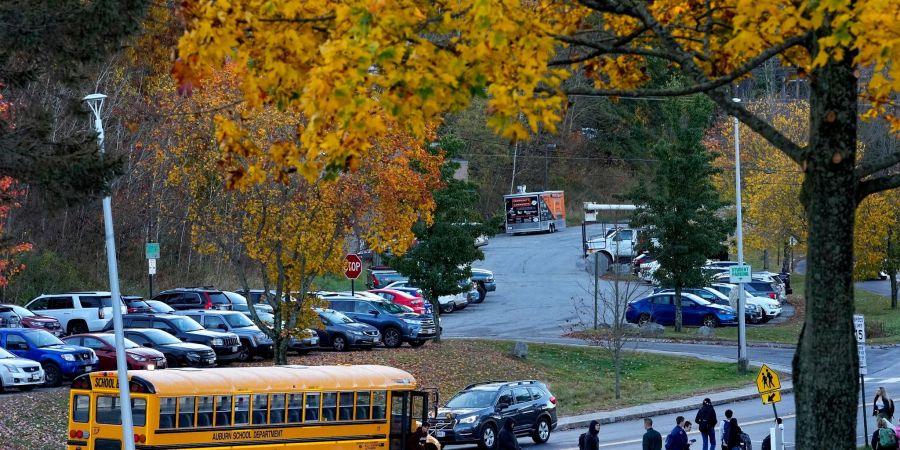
[389,391,429,450]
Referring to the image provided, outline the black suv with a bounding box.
[123,328,217,368]
[103,314,241,364]
[429,380,558,450]
[153,288,233,311]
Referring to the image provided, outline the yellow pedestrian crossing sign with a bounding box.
[761,390,781,405]
[756,364,781,393]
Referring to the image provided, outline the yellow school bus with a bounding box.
[66,365,434,450]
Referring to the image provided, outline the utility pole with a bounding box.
[733,97,749,373]
[593,252,599,330]
[510,140,519,194]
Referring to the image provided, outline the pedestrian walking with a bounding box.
[720,410,733,450]
[643,418,663,450]
[695,398,718,450]
[665,416,689,450]
[872,418,898,450]
[497,418,521,450]
[724,418,743,450]
[579,420,600,450]
[874,387,896,421]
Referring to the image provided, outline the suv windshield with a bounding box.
[31,331,65,348]
[170,317,204,332]
[224,313,255,328]
[142,329,182,345]
[207,292,231,306]
[9,305,34,317]
[445,390,496,409]
[320,310,354,324]
[376,301,408,315]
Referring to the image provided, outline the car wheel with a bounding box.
[702,315,719,328]
[476,284,487,303]
[42,362,62,387]
[441,302,455,314]
[638,314,651,325]
[478,423,497,450]
[332,335,348,352]
[0,378,4,394]
[383,327,403,348]
[18,385,35,392]
[67,321,88,336]
[166,355,179,368]
[237,345,252,362]
[760,315,772,324]
[532,416,551,443]
[408,340,426,348]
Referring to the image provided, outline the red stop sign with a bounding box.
[344,254,362,279]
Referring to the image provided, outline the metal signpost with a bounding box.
[84,93,135,450]
[344,254,362,295]
[146,242,159,298]
[732,99,749,372]
[855,314,868,443]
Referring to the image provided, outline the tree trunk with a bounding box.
[428,295,442,343]
[891,274,898,309]
[792,53,859,450]
[674,286,683,332]
[782,239,791,274]
[614,347,622,400]
[273,335,289,365]
[889,226,897,309]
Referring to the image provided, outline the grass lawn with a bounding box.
[0,340,754,450]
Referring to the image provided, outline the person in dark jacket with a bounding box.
[498,418,521,450]
[643,418,663,450]
[406,424,429,450]
[760,417,782,450]
[582,419,600,450]
[720,410,733,450]
[874,387,895,421]
[695,398,718,450]
[724,418,743,450]
[665,416,689,450]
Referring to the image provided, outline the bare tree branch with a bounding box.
[856,146,900,178]
[858,172,900,202]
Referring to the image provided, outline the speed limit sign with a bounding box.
[854,314,867,375]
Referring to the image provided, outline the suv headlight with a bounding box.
[2,365,20,373]
[186,352,200,360]
[61,354,76,362]
[402,319,421,325]
[458,415,477,424]
[211,338,224,346]
[130,354,147,362]
[255,332,270,342]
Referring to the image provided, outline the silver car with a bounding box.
[0,346,44,392]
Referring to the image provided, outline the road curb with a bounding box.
[556,385,795,431]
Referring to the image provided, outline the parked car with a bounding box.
[382,280,468,313]
[123,328,216,368]
[314,308,381,351]
[223,291,275,326]
[123,296,153,314]
[152,287,233,311]
[62,333,166,370]
[104,314,241,364]
[709,283,782,323]
[368,289,427,315]
[0,328,97,386]
[0,306,21,329]
[25,292,127,335]
[144,300,177,314]
[469,268,497,303]
[654,287,763,324]
[0,305,63,336]
[625,292,737,328]
[429,380,558,449]
[325,297,436,348]
[0,346,44,392]
[287,329,320,355]
[365,267,407,289]
[181,310,273,362]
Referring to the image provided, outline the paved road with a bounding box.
[796,259,897,298]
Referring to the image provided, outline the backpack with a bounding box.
[895,424,900,440]
[578,432,586,450]
[741,432,753,450]
[880,428,898,447]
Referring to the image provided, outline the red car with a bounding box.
[0,304,64,336]
[63,333,167,370]
[367,289,426,315]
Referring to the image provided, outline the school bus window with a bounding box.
[252,394,269,425]
[178,397,196,428]
[356,392,371,420]
[197,396,214,427]
[132,398,147,427]
[214,395,232,427]
[160,397,177,429]
[72,395,90,423]
[270,394,286,424]
[322,392,337,421]
[287,393,303,423]
[339,392,354,421]
[390,394,404,430]
[373,391,387,420]
[234,395,250,426]
[304,393,320,422]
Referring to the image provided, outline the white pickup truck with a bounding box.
[587,227,657,266]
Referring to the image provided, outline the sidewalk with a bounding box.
[557,381,794,431]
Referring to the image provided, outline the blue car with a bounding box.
[625,292,737,328]
[0,328,97,386]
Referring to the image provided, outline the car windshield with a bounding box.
[224,313,255,328]
[146,300,174,313]
[0,347,15,358]
[142,329,182,345]
[320,310,354,324]
[375,301,408,315]
[747,282,774,291]
[171,316,204,332]
[445,390,496,409]
[32,331,65,348]
[231,303,249,312]
[9,305,34,317]
[224,292,248,306]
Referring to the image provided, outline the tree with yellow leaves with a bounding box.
[177,0,900,445]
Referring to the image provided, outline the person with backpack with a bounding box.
[695,398,718,450]
[724,418,743,450]
[872,418,899,450]
[665,416,689,450]
[874,387,896,421]
[720,410,733,450]
[578,420,601,450]
[498,418,521,450]
[643,417,663,450]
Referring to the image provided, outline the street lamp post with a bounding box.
[733,97,749,372]
[84,93,136,449]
